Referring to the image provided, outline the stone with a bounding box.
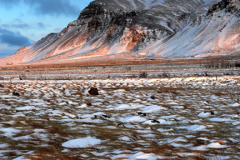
[88,88,99,95]
[12,92,20,96]
[138,112,147,117]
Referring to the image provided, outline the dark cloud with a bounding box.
[0,0,80,17]
[0,28,33,47]
[24,0,80,17]
[0,0,21,9]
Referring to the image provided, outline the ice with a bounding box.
[141,105,167,113]
[16,106,37,111]
[12,151,34,160]
[120,136,131,141]
[77,104,88,108]
[171,106,184,109]
[209,118,231,122]
[13,135,32,141]
[0,128,21,137]
[198,111,212,118]
[177,153,199,157]
[113,89,126,92]
[211,95,218,100]
[115,104,131,110]
[120,116,147,123]
[191,145,209,151]
[0,106,11,110]
[157,128,174,132]
[228,138,240,143]
[187,125,206,132]
[207,142,228,149]
[112,154,129,159]
[172,137,188,143]
[143,120,160,125]
[128,152,164,160]
[62,137,102,148]
[0,144,9,148]
[63,112,76,119]
[229,103,240,107]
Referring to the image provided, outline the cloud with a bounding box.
[37,22,46,29]
[1,22,47,30]
[0,28,33,47]
[0,0,21,9]
[0,0,81,17]
[2,23,31,29]
[24,0,80,17]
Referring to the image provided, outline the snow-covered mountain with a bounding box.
[1,0,240,65]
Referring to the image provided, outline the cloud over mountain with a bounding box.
[0,0,80,17]
[23,0,80,17]
[0,28,33,47]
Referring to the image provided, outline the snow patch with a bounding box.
[62,137,102,148]
[207,142,228,149]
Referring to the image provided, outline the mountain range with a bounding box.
[1,0,240,65]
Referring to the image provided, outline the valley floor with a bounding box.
[0,76,240,159]
[1,59,240,80]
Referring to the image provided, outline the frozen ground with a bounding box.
[0,76,240,159]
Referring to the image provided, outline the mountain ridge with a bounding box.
[1,0,240,65]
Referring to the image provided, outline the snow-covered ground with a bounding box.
[0,76,240,159]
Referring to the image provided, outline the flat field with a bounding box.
[0,59,240,80]
[0,76,240,159]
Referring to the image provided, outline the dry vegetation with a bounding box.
[0,76,239,159]
[0,59,240,81]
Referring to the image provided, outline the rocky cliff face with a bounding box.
[139,0,240,58]
[1,0,240,65]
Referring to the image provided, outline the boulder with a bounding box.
[12,91,20,96]
[88,88,99,95]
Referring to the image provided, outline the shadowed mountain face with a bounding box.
[1,0,240,65]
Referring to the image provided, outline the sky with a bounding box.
[0,0,94,58]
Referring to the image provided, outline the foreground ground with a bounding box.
[0,76,240,159]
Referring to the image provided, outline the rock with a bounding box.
[116,123,125,127]
[94,114,110,118]
[217,140,226,145]
[0,84,4,88]
[86,101,92,106]
[150,119,160,123]
[12,92,20,96]
[88,88,99,95]
[19,75,26,80]
[102,114,110,118]
[204,111,214,115]
[138,112,147,117]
